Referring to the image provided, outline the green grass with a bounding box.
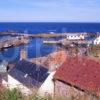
[0,88,23,100]
[0,88,100,100]
[89,45,100,57]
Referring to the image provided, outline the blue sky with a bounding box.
[0,0,100,22]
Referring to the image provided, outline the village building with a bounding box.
[1,48,67,95]
[38,71,56,97]
[53,56,100,99]
[65,33,85,40]
[94,36,100,45]
[37,50,67,97]
[2,60,49,95]
[29,49,67,72]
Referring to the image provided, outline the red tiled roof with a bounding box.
[54,56,100,93]
[29,50,67,69]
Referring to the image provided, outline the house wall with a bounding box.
[66,34,84,40]
[54,80,86,99]
[2,74,32,95]
[94,36,100,45]
[38,71,56,97]
[67,36,80,40]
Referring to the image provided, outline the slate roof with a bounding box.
[9,60,49,87]
[54,56,100,93]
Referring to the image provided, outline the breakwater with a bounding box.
[0,36,28,50]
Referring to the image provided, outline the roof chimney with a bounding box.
[20,49,27,60]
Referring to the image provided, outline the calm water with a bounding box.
[0,38,59,63]
[0,22,100,62]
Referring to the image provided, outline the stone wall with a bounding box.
[54,80,99,100]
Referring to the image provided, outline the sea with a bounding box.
[0,22,100,63]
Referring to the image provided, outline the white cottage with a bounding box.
[66,33,85,40]
[94,36,100,45]
[38,71,56,97]
[2,60,49,95]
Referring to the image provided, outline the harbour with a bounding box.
[0,0,100,98]
[0,23,100,100]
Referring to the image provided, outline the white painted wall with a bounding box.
[94,36,100,45]
[66,34,84,40]
[38,71,56,97]
[2,74,32,95]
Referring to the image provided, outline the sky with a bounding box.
[0,0,100,22]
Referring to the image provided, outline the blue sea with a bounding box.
[0,22,100,63]
[0,22,100,33]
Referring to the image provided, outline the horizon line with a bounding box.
[0,21,100,23]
